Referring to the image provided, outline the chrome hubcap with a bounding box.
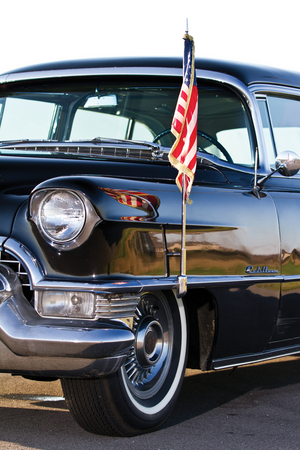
[135,316,163,368]
[122,293,173,399]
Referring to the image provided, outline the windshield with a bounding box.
[0,76,254,166]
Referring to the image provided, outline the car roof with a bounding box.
[2,57,300,89]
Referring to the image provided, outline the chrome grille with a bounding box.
[95,293,140,319]
[0,250,32,301]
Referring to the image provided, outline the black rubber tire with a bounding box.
[61,290,187,436]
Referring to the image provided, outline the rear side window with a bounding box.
[269,96,300,154]
[258,95,300,160]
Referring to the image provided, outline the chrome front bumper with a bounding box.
[0,264,135,378]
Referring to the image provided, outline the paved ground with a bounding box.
[1,356,300,449]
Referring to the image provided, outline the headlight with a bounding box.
[39,190,85,242]
[30,188,101,250]
[36,290,95,319]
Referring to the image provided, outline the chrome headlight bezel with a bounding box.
[29,188,101,250]
[39,190,86,243]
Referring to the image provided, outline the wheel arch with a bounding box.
[182,288,217,371]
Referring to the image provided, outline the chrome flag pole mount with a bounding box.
[168,31,198,298]
[177,173,187,297]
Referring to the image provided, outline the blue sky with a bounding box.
[1,0,299,74]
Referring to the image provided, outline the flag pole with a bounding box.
[177,173,187,297]
[177,18,189,298]
[169,19,197,298]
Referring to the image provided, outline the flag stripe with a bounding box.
[169,34,198,202]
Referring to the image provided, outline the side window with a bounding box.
[198,86,254,167]
[264,96,300,155]
[0,98,57,140]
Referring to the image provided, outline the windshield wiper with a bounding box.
[90,137,163,154]
[0,139,58,147]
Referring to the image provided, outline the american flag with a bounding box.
[169,34,198,203]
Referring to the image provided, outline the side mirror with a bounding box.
[254,151,300,198]
[275,151,300,176]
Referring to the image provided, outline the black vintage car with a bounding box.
[0,57,300,436]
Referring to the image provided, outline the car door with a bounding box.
[165,80,283,360]
[257,92,300,346]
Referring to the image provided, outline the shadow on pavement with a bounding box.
[0,356,300,449]
[165,356,300,427]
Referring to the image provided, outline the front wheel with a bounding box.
[61,290,187,436]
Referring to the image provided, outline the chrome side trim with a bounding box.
[34,274,285,295]
[213,344,300,370]
[35,279,143,294]
[139,274,283,291]
[186,274,283,286]
[282,275,300,283]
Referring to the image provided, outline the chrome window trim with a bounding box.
[0,236,6,247]
[194,70,269,173]
[0,67,183,84]
[251,83,300,174]
[0,66,267,174]
[255,96,277,163]
[249,83,300,97]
